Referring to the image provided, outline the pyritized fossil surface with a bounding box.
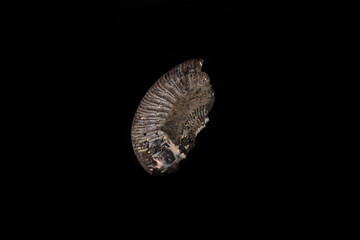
[131,59,215,175]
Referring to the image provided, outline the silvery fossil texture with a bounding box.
[131,59,215,175]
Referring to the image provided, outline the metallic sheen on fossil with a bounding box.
[131,59,215,175]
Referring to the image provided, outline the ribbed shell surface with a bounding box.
[131,59,214,175]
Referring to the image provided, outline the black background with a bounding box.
[58,1,312,194]
[88,1,305,184]
[31,0,323,225]
[6,0,344,235]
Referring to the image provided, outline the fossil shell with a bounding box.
[131,59,215,175]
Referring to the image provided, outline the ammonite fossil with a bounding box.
[131,59,215,175]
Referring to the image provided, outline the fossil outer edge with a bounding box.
[131,59,215,175]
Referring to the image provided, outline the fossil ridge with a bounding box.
[131,59,215,175]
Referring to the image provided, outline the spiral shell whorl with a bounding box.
[131,59,214,175]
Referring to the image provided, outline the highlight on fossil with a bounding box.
[131,59,215,175]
